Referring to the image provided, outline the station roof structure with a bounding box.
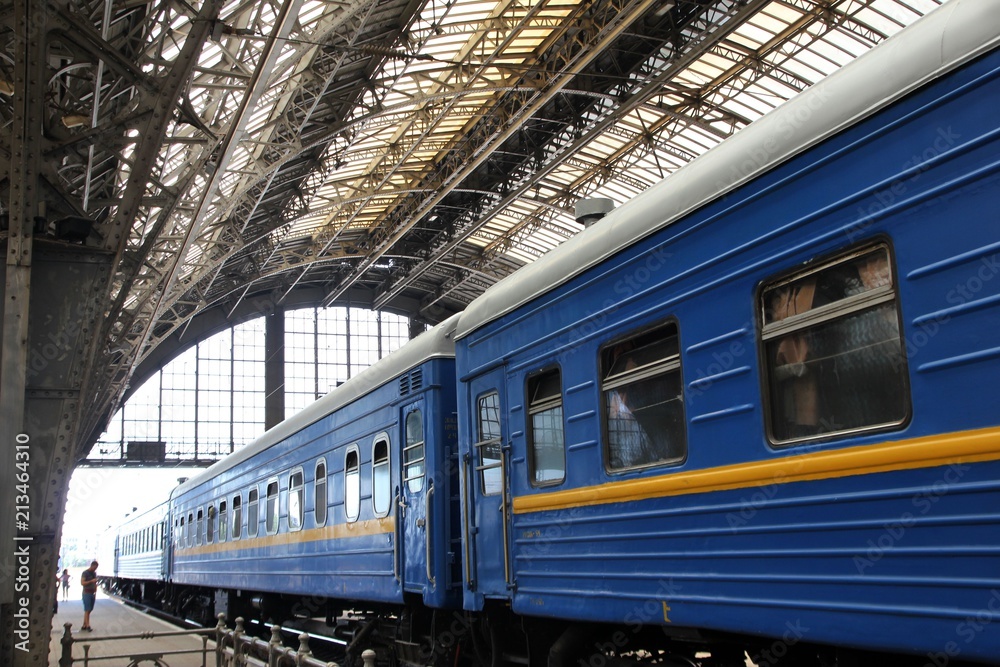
[1,0,944,439]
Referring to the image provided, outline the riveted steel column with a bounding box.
[0,0,44,609]
[1,3,50,666]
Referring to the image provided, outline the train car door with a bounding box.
[465,372,512,600]
[401,409,429,593]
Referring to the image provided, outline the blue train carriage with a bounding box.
[103,500,170,605]
[455,1,1000,665]
[167,314,462,627]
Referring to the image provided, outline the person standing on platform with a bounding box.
[61,568,71,601]
[80,561,98,631]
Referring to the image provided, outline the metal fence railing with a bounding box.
[59,613,357,667]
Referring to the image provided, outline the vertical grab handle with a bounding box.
[500,447,512,586]
[461,453,473,589]
[425,480,436,587]
[392,488,401,583]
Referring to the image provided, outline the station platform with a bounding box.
[49,593,214,666]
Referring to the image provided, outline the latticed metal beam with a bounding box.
[371,0,775,309]
[83,0,229,437]
[317,0,662,307]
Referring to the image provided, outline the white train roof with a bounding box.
[171,313,460,499]
[455,0,1000,341]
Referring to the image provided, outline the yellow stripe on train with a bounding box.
[511,426,1000,514]
[176,515,394,557]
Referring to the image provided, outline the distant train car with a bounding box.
[454,0,1000,664]
[102,501,169,604]
[166,315,462,626]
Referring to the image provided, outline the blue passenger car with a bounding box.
[168,315,462,621]
[455,1,1000,662]
[102,500,170,604]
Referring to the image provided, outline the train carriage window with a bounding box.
[206,505,215,544]
[289,469,304,531]
[196,509,204,545]
[761,244,908,444]
[177,518,183,549]
[601,322,687,471]
[373,437,391,517]
[345,448,360,522]
[187,512,194,547]
[476,391,503,496]
[403,411,425,493]
[315,460,327,527]
[247,488,259,538]
[231,494,242,540]
[527,368,566,486]
[219,500,227,543]
[266,479,279,534]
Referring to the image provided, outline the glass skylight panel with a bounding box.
[734,21,777,49]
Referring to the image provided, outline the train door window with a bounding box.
[315,460,327,527]
[232,494,242,540]
[289,469,304,531]
[345,447,360,522]
[476,391,503,496]
[373,436,391,517]
[601,321,687,471]
[187,512,194,547]
[527,368,566,486]
[266,479,279,534]
[177,518,183,549]
[403,410,425,493]
[219,500,227,543]
[196,509,204,545]
[247,488,259,538]
[760,244,909,444]
[206,505,215,544]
